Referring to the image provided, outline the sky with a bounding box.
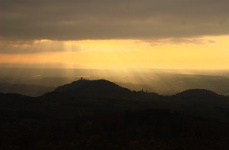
[1,0,229,70]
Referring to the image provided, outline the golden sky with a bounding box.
[1,0,229,70]
[1,36,229,70]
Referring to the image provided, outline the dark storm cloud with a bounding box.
[1,0,229,41]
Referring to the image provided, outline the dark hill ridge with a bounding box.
[55,79,132,98]
[2,80,229,149]
[1,79,229,122]
[171,89,228,105]
[54,79,225,99]
[174,89,219,98]
[166,89,229,122]
[0,93,35,106]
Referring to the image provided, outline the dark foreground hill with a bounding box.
[1,79,229,149]
[55,79,132,98]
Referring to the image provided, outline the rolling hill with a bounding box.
[1,79,229,149]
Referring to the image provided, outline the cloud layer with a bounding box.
[1,0,229,41]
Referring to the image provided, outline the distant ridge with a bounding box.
[55,79,131,98]
[1,80,229,122]
[171,89,226,105]
[174,89,219,97]
[0,92,35,107]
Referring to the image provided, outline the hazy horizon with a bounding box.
[1,67,229,96]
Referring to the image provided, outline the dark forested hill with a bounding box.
[55,79,132,98]
[1,79,229,149]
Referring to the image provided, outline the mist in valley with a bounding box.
[1,67,229,97]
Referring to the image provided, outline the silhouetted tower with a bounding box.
[81,77,83,80]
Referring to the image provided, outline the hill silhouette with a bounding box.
[174,89,219,98]
[55,79,132,98]
[1,79,229,149]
